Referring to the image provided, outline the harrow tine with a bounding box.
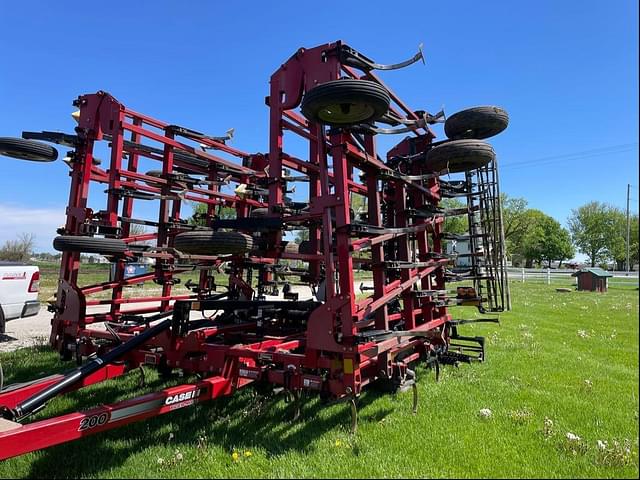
[349,395,358,435]
[291,390,302,422]
[412,383,418,414]
[137,365,146,388]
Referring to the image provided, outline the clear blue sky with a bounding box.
[0,0,638,255]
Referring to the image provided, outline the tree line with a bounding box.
[444,195,639,270]
[508,197,638,269]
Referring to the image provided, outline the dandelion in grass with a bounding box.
[584,379,593,388]
[595,438,636,466]
[479,408,492,418]
[334,439,342,447]
[232,451,240,462]
[566,432,581,442]
[543,417,554,438]
[244,451,252,457]
[157,457,165,465]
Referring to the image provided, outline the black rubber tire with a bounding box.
[298,240,317,255]
[301,79,391,126]
[174,231,254,255]
[425,140,495,174]
[0,137,58,162]
[444,106,509,140]
[53,236,127,255]
[0,307,5,335]
[144,170,163,186]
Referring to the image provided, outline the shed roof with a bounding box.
[571,267,613,277]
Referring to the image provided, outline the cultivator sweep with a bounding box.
[0,41,509,460]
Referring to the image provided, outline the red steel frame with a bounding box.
[1,40,464,460]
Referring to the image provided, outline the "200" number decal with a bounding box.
[78,412,109,431]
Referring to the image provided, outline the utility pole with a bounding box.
[626,183,630,272]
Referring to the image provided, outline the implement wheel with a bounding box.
[444,106,509,140]
[174,231,254,255]
[53,236,127,255]
[297,240,317,255]
[425,140,495,174]
[0,137,58,162]
[143,170,164,187]
[301,79,390,126]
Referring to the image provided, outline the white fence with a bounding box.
[506,268,639,287]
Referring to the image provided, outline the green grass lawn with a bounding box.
[0,281,638,478]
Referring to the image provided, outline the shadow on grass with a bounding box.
[0,344,71,385]
[4,357,396,478]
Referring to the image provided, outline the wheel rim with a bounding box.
[316,102,376,124]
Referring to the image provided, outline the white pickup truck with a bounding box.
[0,262,40,334]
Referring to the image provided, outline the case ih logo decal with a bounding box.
[165,389,200,407]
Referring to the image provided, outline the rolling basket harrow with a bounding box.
[0,41,509,460]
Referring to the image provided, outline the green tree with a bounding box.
[189,202,236,226]
[293,229,309,244]
[630,214,639,269]
[440,198,468,236]
[522,214,574,268]
[607,208,638,270]
[501,194,529,245]
[517,209,547,267]
[568,201,620,267]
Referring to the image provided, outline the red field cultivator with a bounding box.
[0,41,509,460]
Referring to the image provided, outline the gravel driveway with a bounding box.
[0,307,53,353]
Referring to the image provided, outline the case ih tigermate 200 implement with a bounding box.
[0,41,509,460]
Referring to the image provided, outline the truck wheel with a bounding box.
[425,140,495,173]
[53,236,128,255]
[301,79,390,126]
[0,137,58,162]
[444,106,509,140]
[174,231,254,255]
[0,308,5,335]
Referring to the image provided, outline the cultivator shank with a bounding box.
[0,40,509,460]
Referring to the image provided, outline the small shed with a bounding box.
[571,267,613,292]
